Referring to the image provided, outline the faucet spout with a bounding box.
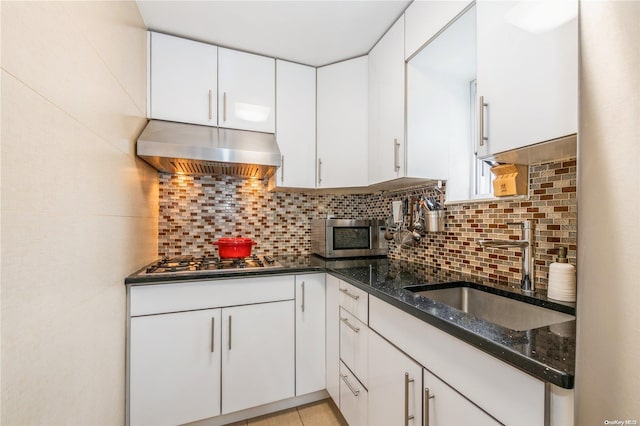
[477,220,536,295]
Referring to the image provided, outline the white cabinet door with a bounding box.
[368,332,422,426]
[317,56,369,188]
[339,362,368,426]
[404,1,474,60]
[325,274,341,406]
[476,0,578,157]
[221,300,295,414]
[406,5,476,188]
[295,273,326,395]
[369,296,546,425]
[149,32,217,126]
[275,60,316,188]
[368,16,405,185]
[218,47,275,133]
[129,309,221,426]
[423,368,500,426]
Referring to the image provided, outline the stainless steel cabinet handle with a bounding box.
[339,288,360,300]
[340,373,360,397]
[479,95,488,148]
[228,315,232,350]
[394,138,401,172]
[318,158,322,185]
[281,155,285,184]
[208,89,213,120]
[301,281,305,313]
[211,317,215,353]
[423,387,435,426]
[340,317,360,333]
[223,92,227,122]
[405,373,415,425]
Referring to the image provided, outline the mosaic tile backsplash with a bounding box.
[158,158,576,290]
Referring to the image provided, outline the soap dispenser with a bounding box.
[547,247,576,302]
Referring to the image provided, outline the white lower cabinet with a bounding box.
[129,308,222,426]
[295,273,326,395]
[339,362,368,426]
[369,296,546,425]
[368,332,422,426]
[128,276,297,426]
[339,307,369,388]
[221,300,295,414]
[423,368,500,426]
[325,274,341,406]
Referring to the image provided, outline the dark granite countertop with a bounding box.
[322,257,575,390]
[125,254,575,389]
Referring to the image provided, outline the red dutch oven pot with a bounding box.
[212,237,257,259]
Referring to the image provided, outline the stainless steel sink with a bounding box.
[410,286,575,331]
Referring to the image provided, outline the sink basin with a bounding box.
[407,285,575,331]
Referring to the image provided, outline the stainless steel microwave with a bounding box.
[311,219,388,258]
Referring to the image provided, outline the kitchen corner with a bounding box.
[3,1,638,426]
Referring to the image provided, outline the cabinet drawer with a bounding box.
[339,308,369,388]
[129,275,295,316]
[339,280,368,323]
[369,296,545,425]
[339,361,368,426]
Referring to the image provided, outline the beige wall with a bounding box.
[577,0,640,423]
[1,2,157,424]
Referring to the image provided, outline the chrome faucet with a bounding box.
[478,220,535,295]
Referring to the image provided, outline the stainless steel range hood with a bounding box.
[136,120,281,179]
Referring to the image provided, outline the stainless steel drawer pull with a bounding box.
[424,387,435,426]
[394,138,401,172]
[223,92,227,122]
[340,373,360,397]
[340,317,360,333]
[301,281,305,313]
[339,288,360,300]
[479,95,488,148]
[405,373,415,425]
[228,315,232,350]
[208,89,213,120]
[210,317,215,353]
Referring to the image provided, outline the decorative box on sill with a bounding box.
[491,163,528,197]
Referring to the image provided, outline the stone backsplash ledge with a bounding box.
[158,158,576,290]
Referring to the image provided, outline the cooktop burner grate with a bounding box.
[144,254,282,275]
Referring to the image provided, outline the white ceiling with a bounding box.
[136,0,411,67]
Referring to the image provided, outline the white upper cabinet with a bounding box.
[405,1,474,60]
[218,47,276,133]
[368,16,405,185]
[148,32,218,126]
[476,0,578,157]
[406,5,477,183]
[275,60,316,188]
[317,56,369,189]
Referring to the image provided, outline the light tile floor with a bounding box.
[227,399,347,426]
